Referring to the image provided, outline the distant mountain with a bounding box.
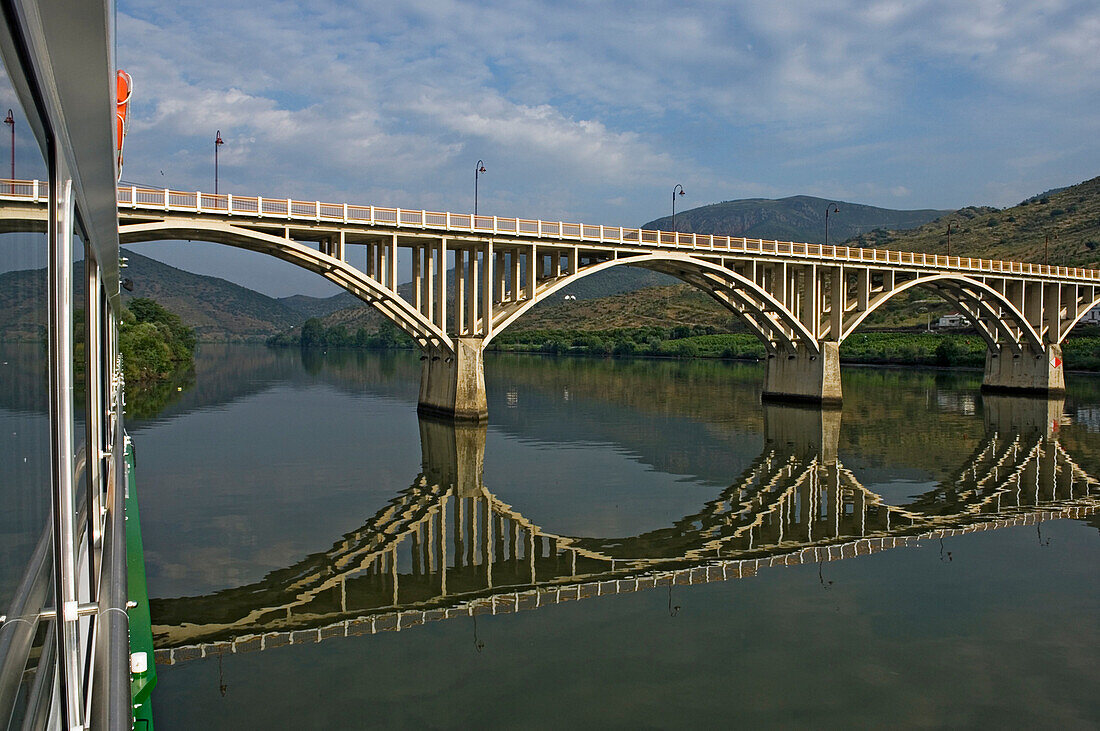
[117,251,303,341]
[0,250,305,342]
[643,195,952,242]
[278,292,360,319]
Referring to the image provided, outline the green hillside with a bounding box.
[846,175,1100,267]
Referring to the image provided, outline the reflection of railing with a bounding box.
[1,178,1098,281]
[151,421,1100,663]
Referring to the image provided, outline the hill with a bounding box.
[278,292,360,319]
[0,250,308,342]
[118,251,305,341]
[846,175,1100,267]
[643,195,951,241]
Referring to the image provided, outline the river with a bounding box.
[6,344,1099,727]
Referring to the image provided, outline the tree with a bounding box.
[300,318,324,348]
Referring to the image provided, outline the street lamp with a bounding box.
[474,160,486,216]
[824,203,840,246]
[3,109,13,191]
[214,130,224,194]
[671,184,685,233]
[946,220,959,257]
[919,306,931,332]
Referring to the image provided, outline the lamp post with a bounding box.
[474,160,486,216]
[214,130,224,194]
[824,203,839,246]
[3,109,13,191]
[946,220,958,257]
[671,184,685,233]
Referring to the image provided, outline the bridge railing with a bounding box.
[2,179,1098,282]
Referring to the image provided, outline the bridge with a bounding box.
[149,396,1099,661]
[5,179,1100,419]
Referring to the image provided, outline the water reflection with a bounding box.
[152,395,1098,664]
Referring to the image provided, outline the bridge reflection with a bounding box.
[153,396,1098,664]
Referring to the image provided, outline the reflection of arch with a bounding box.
[488,253,818,355]
[151,403,1099,654]
[838,274,1042,353]
[119,221,453,352]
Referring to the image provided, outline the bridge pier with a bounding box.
[762,342,842,406]
[417,337,488,421]
[981,344,1065,396]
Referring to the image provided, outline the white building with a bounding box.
[937,313,970,328]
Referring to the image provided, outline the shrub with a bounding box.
[935,338,964,366]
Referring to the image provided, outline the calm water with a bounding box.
[53,346,1100,727]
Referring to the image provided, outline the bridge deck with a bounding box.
[2,178,1098,283]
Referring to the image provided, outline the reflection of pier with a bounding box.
[153,398,1099,664]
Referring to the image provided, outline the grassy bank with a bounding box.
[488,326,1100,370]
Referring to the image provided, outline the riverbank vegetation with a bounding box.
[267,319,414,350]
[117,298,197,383]
[489,326,1100,370]
[267,317,1100,371]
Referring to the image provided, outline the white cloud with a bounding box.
[115,0,1100,230]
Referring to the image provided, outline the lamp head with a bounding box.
[215,130,224,146]
[3,110,12,127]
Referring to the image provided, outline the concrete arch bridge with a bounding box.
[4,180,1100,419]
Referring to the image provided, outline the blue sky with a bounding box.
[7,0,1100,296]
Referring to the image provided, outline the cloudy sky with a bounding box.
[10,1,1100,296]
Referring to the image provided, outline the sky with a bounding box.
[5,0,1100,297]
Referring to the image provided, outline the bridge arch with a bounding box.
[487,252,818,355]
[837,273,1043,354]
[118,220,453,352]
[1057,292,1100,341]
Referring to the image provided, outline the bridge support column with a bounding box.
[981,344,1064,396]
[762,341,842,406]
[417,337,488,421]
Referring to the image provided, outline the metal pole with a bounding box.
[3,110,12,194]
[825,204,839,247]
[672,184,684,234]
[49,167,83,729]
[215,130,223,195]
[7,110,12,183]
[474,160,485,216]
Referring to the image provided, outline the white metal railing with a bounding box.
[1,178,1096,282]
